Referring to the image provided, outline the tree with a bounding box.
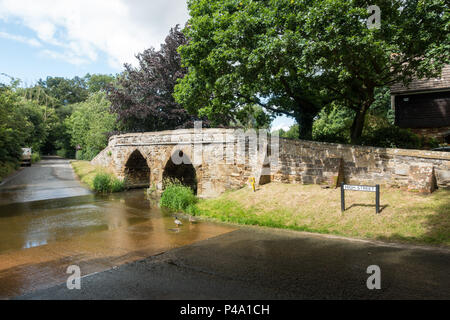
[108,25,203,132]
[20,74,114,156]
[175,0,449,143]
[302,0,449,143]
[85,73,116,93]
[36,76,89,107]
[275,124,300,139]
[0,81,50,166]
[312,104,355,144]
[18,99,48,151]
[65,92,117,160]
[234,105,273,129]
[174,0,326,139]
[0,85,29,163]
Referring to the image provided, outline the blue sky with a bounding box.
[0,0,189,83]
[0,0,295,131]
[0,20,115,84]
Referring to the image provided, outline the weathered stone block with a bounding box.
[407,165,437,193]
[435,169,450,188]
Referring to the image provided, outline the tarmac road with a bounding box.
[18,226,450,300]
[0,156,91,205]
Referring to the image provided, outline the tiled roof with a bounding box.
[391,64,450,94]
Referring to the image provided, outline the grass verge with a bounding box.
[71,160,124,193]
[193,183,450,247]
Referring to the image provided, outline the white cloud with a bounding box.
[39,49,89,66]
[0,30,41,47]
[0,0,189,69]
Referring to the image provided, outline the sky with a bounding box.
[0,0,295,131]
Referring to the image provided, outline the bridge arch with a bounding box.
[162,149,197,194]
[124,149,150,188]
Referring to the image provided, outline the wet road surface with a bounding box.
[0,157,235,299]
[18,227,450,299]
[0,157,92,205]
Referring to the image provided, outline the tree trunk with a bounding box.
[297,111,315,140]
[350,103,370,144]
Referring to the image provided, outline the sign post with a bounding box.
[341,183,380,214]
[375,184,380,214]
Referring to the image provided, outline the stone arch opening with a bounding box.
[124,149,150,188]
[163,150,197,194]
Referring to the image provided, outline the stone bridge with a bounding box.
[92,128,450,197]
[91,129,271,197]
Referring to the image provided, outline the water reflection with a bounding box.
[0,189,236,298]
[23,239,48,249]
[0,189,236,254]
[0,190,159,253]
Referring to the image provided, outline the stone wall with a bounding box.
[91,129,256,197]
[92,129,450,197]
[271,139,450,192]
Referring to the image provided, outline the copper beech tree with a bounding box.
[108,25,205,133]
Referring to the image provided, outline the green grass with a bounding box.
[31,153,40,163]
[71,160,124,193]
[194,183,450,247]
[160,182,197,211]
[196,198,335,234]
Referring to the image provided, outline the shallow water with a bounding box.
[0,190,235,298]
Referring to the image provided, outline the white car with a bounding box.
[21,148,32,167]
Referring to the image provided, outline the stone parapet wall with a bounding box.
[92,129,450,196]
[273,139,450,192]
[108,128,239,146]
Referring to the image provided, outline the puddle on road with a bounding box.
[0,190,236,299]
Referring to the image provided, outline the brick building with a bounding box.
[391,64,450,144]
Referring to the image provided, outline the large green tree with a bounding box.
[65,92,117,160]
[175,0,449,142]
[17,99,49,152]
[20,74,115,156]
[0,81,49,164]
[85,73,116,93]
[0,85,28,163]
[175,0,326,139]
[35,76,89,107]
[108,26,203,132]
[302,0,449,143]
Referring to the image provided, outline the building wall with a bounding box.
[393,91,450,131]
[390,64,450,144]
